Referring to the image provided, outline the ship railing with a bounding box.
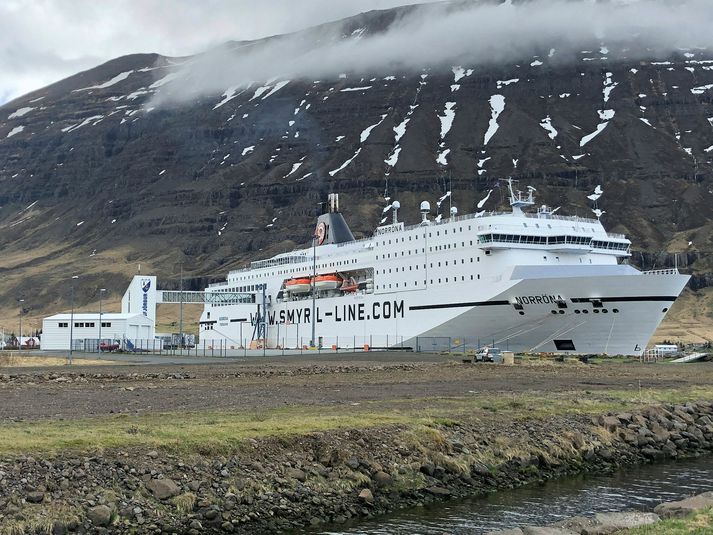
[229,254,310,274]
[642,268,680,276]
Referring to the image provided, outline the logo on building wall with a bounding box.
[141,279,151,317]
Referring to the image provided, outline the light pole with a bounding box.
[311,234,317,348]
[98,288,106,351]
[68,275,78,364]
[179,263,184,353]
[18,299,25,351]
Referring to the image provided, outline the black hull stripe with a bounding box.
[410,296,677,311]
[570,296,678,303]
[410,300,509,311]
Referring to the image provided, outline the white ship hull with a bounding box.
[201,266,687,356]
[199,191,690,356]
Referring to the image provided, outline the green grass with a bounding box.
[2,386,712,455]
[622,507,713,534]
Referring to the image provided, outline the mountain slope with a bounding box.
[1,2,713,339]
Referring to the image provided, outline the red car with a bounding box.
[99,341,120,352]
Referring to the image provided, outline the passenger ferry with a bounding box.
[199,182,689,355]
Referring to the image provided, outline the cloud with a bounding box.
[0,0,427,104]
[150,0,713,106]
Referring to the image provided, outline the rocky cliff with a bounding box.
[1,1,713,334]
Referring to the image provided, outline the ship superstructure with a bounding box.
[199,186,689,355]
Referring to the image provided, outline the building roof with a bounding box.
[43,313,151,321]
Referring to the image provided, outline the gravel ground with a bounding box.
[0,353,711,421]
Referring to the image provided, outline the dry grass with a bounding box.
[0,354,121,367]
[0,504,80,535]
[622,506,713,534]
[0,385,711,455]
[171,492,197,515]
[655,287,713,344]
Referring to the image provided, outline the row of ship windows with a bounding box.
[478,234,628,251]
[376,226,474,247]
[376,241,477,259]
[375,257,481,275]
[375,275,480,290]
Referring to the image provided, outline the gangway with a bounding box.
[671,352,708,363]
[157,291,255,305]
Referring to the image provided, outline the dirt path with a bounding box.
[0,353,711,421]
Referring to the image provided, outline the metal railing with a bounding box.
[642,268,680,276]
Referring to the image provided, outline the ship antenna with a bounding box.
[392,200,400,225]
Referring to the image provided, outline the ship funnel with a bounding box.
[327,193,340,213]
[420,201,431,225]
[392,200,400,225]
[314,193,355,245]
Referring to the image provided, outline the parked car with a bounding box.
[99,341,120,352]
[475,347,502,362]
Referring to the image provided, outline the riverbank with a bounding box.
[1,358,712,533]
[486,490,713,534]
[2,401,713,533]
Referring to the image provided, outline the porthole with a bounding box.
[662,307,669,313]
[574,310,581,314]
[602,309,608,313]
[551,310,558,315]
[593,309,599,313]
[613,308,619,313]
[583,310,589,314]
[518,311,525,316]
[558,310,565,314]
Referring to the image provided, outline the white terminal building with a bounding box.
[41,276,158,350]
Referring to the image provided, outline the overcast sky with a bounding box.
[0,0,427,104]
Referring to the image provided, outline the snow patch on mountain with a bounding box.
[384,146,401,167]
[330,148,362,176]
[484,95,505,146]
[6,126,24,138]
[8,107,35,119]
[436,148,451,166]
[438,102,457,139]
[261,80,290,100]
[214,86,247,109]
[496,79,519,89]
[540,116,558,139]
[580,109,615,146]
[603,72,618,103]
[340,86,372,92]
[75,70,134,91]
[360,114,387,143]
[61,115,104,133]
[692,84,713,95]
[452,66,473,83]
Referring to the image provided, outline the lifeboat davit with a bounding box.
[340,279,359,293]
[285,277,311,293]
[314,273,342,291]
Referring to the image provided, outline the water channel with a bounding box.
[314,455,713,534]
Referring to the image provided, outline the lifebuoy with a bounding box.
[315,222,327,245]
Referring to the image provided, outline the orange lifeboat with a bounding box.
[314,273,342,291]
[285,277,311,293]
